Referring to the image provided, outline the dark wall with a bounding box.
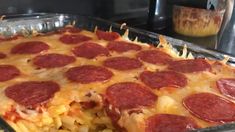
[167,0,208,8]
[0,0,148,19]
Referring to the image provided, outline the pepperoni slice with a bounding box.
[96,30,120,41]
[145,114,199,132]
[0,65,20,82]
[216,78,235,100]
[105,82,157,131]
[11,41,49,54]
[5,81,60,108]
[107,41,141,53]
[140,71,187,89]
[59,34,91,44]
[57,27,81,34]
[137,50,172,65]
[33,53,76,68]
[65,65,113,84]
[0,52,7,59]
[103,57,142,70]
[72,42,109,59]
[168,59,211,73]
[183,93,235,122]
[105,82,157,110]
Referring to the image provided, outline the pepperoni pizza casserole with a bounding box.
[0,26,235,132]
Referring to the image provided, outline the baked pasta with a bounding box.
[0,26,234,132]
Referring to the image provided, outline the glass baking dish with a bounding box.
[0,13,235,132]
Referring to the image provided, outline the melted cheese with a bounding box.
[0,27,234,132]
[118,111,146,132]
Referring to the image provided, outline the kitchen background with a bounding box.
[0,0,234,56]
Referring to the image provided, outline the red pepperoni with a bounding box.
[168,59,211,73]
[33,53,76,68]
[11,41,49,54]
[65,65,113,84]
[0,52,6,59]
[0,65,20,82]
[57,27,81,34]
[59,34,91,44]
[107,41,141,53]
[72,42,109,59]
[145,114,199,132]
[105,82,157,131]
[137,50,172,65]
[140,71,187,89]
[5,81,60,108]
[96,30,120,41]
[105,82,157,110]
[183,93,235,123]
[103,57,142,70]
[216,78,235,100]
